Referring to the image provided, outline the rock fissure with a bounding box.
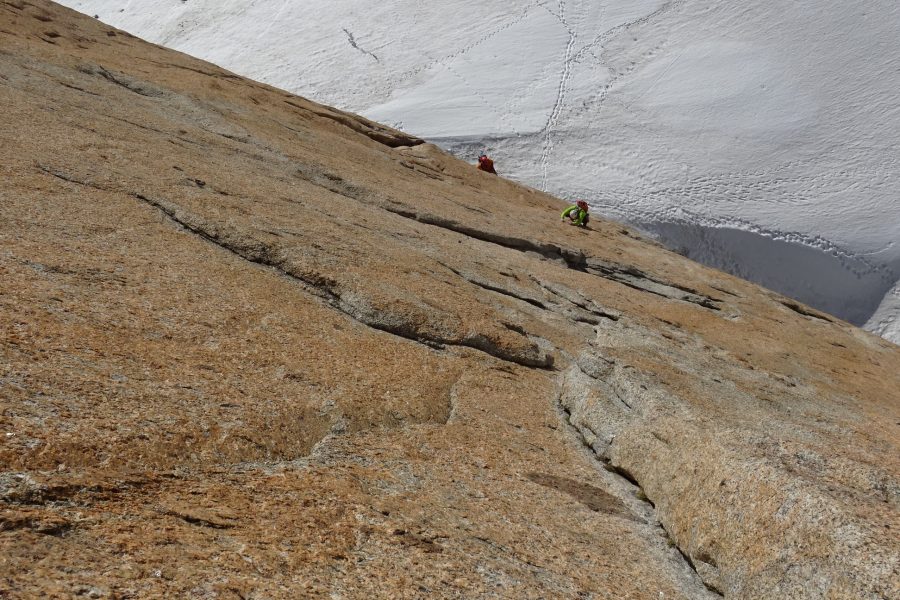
[557,325,900,599]
[0,512,74,537]
[554,384,721,599]
[136,56,243,81]
[533,278,622,322]
[282,164,719,315]
[439,263,550,311]
[35,165,550,368]
[132,192,549,368]
[77,62,164,97]
[674,545,725,597]
[8,9,899,597]
[381,204,589,268]
[164,507,236,530]
[779,299,833,323]
[383,205,722,311]
[558,355,729,596]
[584,259,722,310]
[294,162,370,202]
[299,105,424,148]
[469,278,550,310]
[56,79,100,96]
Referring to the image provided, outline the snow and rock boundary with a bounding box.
[4,2,900,596]
[56,0,900,344]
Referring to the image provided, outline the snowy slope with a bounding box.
[60,0,900,342]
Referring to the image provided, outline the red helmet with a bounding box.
[576,200,588,210]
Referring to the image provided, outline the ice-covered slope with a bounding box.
[60,0,900,342]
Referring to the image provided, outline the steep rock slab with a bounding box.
[561,319,899,597]
[1,2,899,598]
[56,0,900,341]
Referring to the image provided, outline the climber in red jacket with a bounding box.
[476,154,497,174]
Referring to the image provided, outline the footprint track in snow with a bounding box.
[539,0,579,190]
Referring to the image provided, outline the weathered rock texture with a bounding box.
[1,2,898,598]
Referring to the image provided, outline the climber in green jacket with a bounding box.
[561,200,590,227]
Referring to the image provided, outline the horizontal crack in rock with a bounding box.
[77,63,165,97]
[585,258,722,310]
[382,205,588,269]
[440,263,549,310]
[384,206,721,311]
[0,512,73,536]
[534,278,621,322]
[288,101,423,148]
[780,299,833,322]
[165,507,236,530]
[133,193,549,367]
[36,165,549,369]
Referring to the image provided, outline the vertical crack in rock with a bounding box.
[553,371,723,598]
[555,315,899,598]
[555,338,728,596]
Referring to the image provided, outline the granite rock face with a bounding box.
[1,2,898,598]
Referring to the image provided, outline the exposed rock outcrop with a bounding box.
[1,2,898,598]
